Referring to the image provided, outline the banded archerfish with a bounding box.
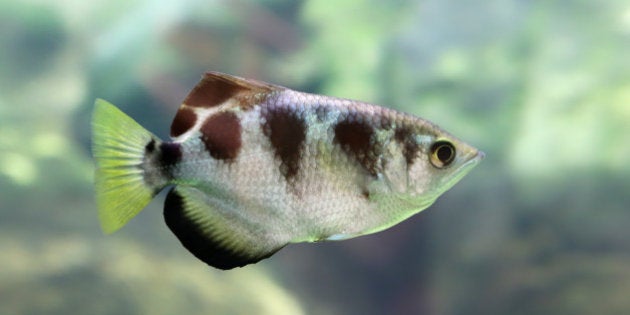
[92,72,484,270]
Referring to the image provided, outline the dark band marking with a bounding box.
[334,119,379,177]
[200,111,242,161]
[394,127,420,166]
[183,72,282,110]
[184,75,247,108]
[143,142,181,182]
[262,108,306,181]
[158,142,182,166]
[170,107,197,137]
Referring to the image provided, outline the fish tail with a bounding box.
[92,99,162,234]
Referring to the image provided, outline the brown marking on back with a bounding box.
[170,107,197,137]
[334,119,380,177]
[262,107,306,181]
[200,111,242,161]
[184,75,246,108]
[182,72,283,109]
[394,126,420,166]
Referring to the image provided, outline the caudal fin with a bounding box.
[92,99,159,234]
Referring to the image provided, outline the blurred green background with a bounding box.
[1,0,629,314]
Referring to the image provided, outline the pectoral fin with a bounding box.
[163,186,287,270]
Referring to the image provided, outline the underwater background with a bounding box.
[1,0,629,314]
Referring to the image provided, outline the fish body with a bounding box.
[92,72,484,269]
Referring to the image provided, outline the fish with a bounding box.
[92,72,484,270]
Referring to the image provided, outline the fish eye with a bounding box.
[430,141,456,168]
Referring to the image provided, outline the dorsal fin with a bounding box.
[170,72,284,138]
[183,72,283,108]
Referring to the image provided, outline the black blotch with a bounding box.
[394,127,420,166]
[163,188,282,270]
[200,112,242,161]
[262,107,306,181]
[334,119,380,177]
[145,139,156,154]
[158,142,182,166]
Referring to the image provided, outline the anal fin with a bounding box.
[163,186,287,270]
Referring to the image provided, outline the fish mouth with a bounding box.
[456,150,485,176]
[469,150,485,165]
[437,150,485,194]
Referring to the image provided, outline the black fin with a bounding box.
[163,187,286,270]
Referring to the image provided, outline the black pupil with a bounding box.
[436,144,453,163]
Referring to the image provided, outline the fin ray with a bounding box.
[163,186,287,270]
[92,99,161,234]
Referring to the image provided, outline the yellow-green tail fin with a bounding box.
[92,99,159,234]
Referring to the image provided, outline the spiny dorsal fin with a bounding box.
[170,72,285,138]
[163,186,288,270]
